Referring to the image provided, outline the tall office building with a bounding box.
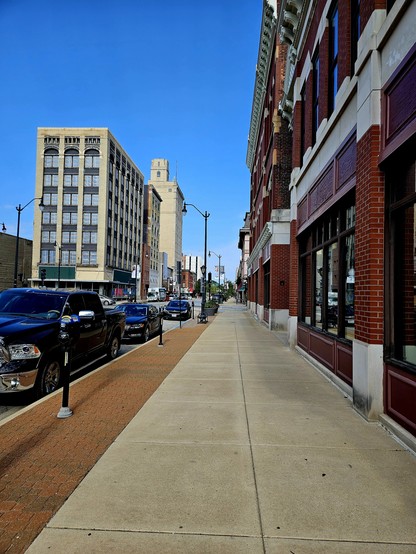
[32,128,145,297]
[148,159,184,288]
[144,183,162,289]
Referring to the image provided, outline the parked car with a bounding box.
[116,303,161,342]
[163,299,192,320]
[0,288,126,398]
[99,294,116,307]
[146,292,159,302]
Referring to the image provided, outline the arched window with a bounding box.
[64,148,79,168]
[85,149,100,168]
[44,148,59,168]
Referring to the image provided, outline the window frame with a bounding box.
[299,195,355,341]
[328,2,339,116]
[312,49,320,144]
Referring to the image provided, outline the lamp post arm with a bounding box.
[184,203,210,220]
[13,197,44,288]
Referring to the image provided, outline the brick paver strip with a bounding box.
[0,321,208,554]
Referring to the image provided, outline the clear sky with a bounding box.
[0,0,261,283]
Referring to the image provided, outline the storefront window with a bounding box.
[299,195,355,341]
[386,144,415,368]
[344,234,355,340]
[314,249,324,329]
[327,242,339,335]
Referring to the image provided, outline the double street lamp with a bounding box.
[14,197,44,288]
[182,202,210,318]
[209,250,222,298]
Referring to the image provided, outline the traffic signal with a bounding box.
[208,272,212,283]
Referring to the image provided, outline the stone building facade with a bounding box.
[32,128,145,298]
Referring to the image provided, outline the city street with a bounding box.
[0,306,197,422]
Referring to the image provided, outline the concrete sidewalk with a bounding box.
[27,305,416,553]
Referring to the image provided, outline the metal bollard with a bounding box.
[158,310,164,347]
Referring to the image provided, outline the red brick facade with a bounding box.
[244,0,416,442]
[270,244,290,309]
[289,219,298,317]
[355,126,385,344]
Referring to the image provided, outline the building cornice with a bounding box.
[246,1,277,171]
[247,222,273,267]
[277,0,313,127]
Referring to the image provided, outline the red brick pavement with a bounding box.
[0,320,208,554]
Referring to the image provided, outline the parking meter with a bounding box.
[57,314,80,419]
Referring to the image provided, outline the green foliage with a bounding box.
[205,299,219,308]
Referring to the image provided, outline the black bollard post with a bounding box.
[158,310,164,347]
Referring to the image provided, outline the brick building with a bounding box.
[246,0,292,330]
[0,232,32,289]
[245,0,416,446]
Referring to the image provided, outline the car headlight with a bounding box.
[128,323,145,330]
[7,344,41,361]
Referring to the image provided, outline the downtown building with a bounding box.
[31,128,145,298]
[144,183,162,291]
[147,158,184,291]
[245,0,416,447]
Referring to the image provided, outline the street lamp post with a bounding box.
[182,202,210,318]
[209,250,222,299]
[55,241,62,288]
[133,262,141,302]
[14,197,44,288]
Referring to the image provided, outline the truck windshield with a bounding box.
[0,290,67,319]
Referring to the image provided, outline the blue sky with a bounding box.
[0,0,261,282]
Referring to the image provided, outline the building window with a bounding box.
[42,211,57,224]
[351,0,360,74]
[63,193,78,206]
[264,261,270,310]
[84,175,99,187]
[83,212,98,225]
[299,195,355,340]
[61,250,76,265]
[64,153,79,168]
[300,84,306,161]
[41,249,56,264]
[62,211,78,224]
[328,3,338,115]
[386,147,416,367]
[82,231,97,244]
[44,174,58,187]
[85,150,100,168]
[64,174,79,187]
[312,50,320,144]
[62,231,77,243]
[43,193,58,206]
[84,193,99,206]
[41,230,56,243]
[44,151,59,168]
[81,250,97,265]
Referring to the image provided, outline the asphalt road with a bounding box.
[0,307,198,422]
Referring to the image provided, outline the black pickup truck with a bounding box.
[0,288,126,398]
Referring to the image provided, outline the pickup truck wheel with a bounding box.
[107,334,120,360]
[142,326,150,343]
[37,359,61,398]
